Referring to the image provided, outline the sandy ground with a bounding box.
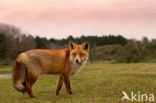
[0,74,11,78]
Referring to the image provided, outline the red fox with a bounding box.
[12,41,89,98]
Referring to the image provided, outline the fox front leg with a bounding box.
[56,74,64,96]
[63,74,73,95]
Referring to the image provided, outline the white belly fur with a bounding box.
[70,60,87,75]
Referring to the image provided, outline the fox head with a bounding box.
[69,41,90,64]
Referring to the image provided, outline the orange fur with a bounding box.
[12,42,89,98]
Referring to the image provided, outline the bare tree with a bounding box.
[0,23,36,64]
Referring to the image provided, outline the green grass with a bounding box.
[0,63,156,103]
[0,66,12,74]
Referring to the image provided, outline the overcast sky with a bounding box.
[0,0,156,39]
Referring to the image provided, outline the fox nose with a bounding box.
[75,59,80,63]
[76,59,79,63]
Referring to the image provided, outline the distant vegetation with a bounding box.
[0,23,156,65]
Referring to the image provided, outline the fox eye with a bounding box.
[80,53,85,56]
[72,53,76,56]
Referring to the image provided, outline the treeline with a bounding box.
[91,38,156,62]
[0,23,156,65]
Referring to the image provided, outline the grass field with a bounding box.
[0,66,12,74]
[0,62,156,103]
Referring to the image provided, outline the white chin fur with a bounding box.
[69,57,88,75]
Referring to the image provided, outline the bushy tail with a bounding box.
[12,60,27,93]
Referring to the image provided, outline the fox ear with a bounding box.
[69,41,76,50]
[82,42,90,51]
